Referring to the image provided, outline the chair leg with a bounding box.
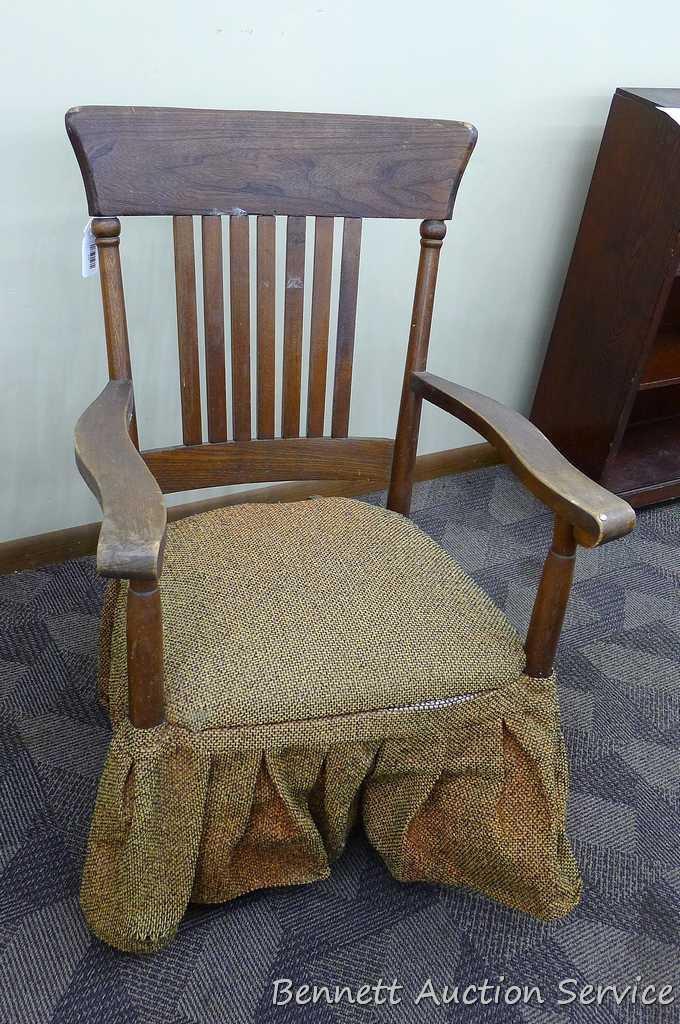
[525,516,576,678]
[126,579,165,727]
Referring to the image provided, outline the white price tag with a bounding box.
[81,219,98,278]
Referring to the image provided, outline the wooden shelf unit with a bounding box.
[532,87,680,508]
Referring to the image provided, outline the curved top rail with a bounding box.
[66,106,477,219]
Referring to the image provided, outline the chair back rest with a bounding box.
[66,106,476,491]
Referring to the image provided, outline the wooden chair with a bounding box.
[66,106,635,952]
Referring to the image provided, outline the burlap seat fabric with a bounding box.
[83,497,582,952]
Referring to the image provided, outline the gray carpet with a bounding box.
[1,465,679,1023]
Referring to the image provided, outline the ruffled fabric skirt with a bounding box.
[81,673,582,953]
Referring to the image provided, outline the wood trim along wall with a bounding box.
[0,442,498,574]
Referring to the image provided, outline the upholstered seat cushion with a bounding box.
[84,497,581,954]
[100,497,526,729]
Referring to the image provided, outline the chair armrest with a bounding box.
[412,371,635,547]
[75,381,167,579]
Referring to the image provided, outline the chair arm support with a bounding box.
[412,371,635,547]
[75,381,167,579]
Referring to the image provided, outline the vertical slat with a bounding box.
[282,216,306,438]
[306,217,334,437]
[229,214,252,441]
[256,216,276,439]
[172,216,202,445]
[331,218,362,437]
[201,216,228,442]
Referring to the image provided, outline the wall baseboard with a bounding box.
[0,442,498,575]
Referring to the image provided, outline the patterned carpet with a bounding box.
[1,466,679,1023]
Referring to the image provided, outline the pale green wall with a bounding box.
[3,0,680,542]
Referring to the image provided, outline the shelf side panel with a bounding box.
[531,90,680,481]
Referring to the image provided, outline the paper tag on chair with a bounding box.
[81,219,98,278]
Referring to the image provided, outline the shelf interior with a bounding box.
[603,414,680,497]
[639,275,680,390]
[607,271,680,501]
[639,329,680,389]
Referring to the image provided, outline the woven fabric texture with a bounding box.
[84,497,581,953]
[100,497,526,728]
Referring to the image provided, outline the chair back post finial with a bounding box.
[92,217,138,448]
[387,219,447,515]
[525,515,577,677]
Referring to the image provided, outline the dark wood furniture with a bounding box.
[66,105,635,729]
[532,87,680,508]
